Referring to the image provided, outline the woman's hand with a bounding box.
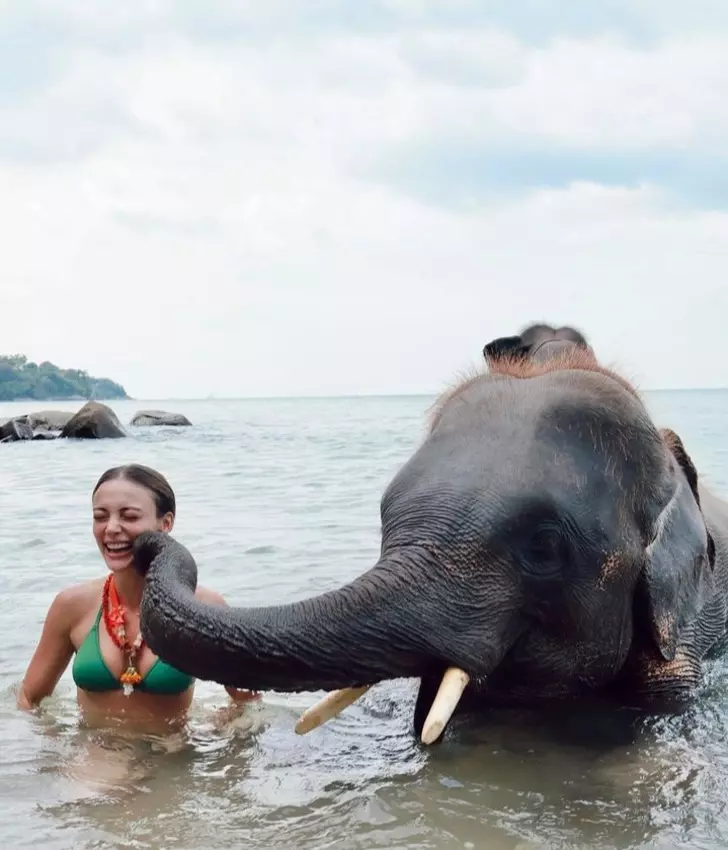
[194,587,264,706]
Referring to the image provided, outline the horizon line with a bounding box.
[99,384,728,402]
[2,386,727,406]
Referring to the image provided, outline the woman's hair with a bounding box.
[92,464,176,518]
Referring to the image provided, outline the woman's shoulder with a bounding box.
[50,578,104,621]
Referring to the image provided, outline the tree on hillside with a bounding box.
[0,355,129,401]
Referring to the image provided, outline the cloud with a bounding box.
[26,0,726,49]
[370,144,728,210]
[360,33,728,208]
[0,1,727,399]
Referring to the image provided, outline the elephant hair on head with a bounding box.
[430,344,636,434]
[483,322,594,366]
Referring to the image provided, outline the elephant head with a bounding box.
[134,345,715,744]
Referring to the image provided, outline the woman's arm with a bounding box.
[17,589,78,710]
[195,586,261,702]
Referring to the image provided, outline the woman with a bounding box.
[16,463,258,731]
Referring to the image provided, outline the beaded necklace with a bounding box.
[102,574,144,696]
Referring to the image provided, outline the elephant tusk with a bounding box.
[294,685,372,735]
[420,667,470,745]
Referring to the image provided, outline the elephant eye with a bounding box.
[524,525,569,576]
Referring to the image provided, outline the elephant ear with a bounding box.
[640,428,715,661]
[482,334,530,363]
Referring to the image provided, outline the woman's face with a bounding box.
[92,478,174,573]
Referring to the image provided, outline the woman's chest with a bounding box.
[72,604,160,677]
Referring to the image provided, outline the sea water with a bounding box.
[1,391,728,850]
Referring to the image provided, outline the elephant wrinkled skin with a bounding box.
[133,342,728,744]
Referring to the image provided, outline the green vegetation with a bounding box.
[0,354,129,401]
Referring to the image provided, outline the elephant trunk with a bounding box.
[133,532,460,693]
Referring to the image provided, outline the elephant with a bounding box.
[59,401,126,439]
[132,342,728,746]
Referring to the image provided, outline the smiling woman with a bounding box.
[16,463,259,732]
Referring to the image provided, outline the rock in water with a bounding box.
[0,417,34,443]
[130,410,192,427]
[60,402,126,439]
[28,410,74,431]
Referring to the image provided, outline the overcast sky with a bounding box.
[2,1,727,399]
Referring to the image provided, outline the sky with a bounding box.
[1,1,728,399]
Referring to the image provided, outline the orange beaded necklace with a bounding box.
[102,574,144,696]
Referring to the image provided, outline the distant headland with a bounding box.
[0,354,129,401]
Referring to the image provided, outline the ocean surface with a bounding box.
[2,390,728,850]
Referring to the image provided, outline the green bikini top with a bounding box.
[72,607,194,696]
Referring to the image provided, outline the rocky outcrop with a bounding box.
[130,410,192,427]
[2,402,126,443]
[59,402,126,439]
[0,416,35,443]
[28,410,74,431]
[0,414,65,442]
